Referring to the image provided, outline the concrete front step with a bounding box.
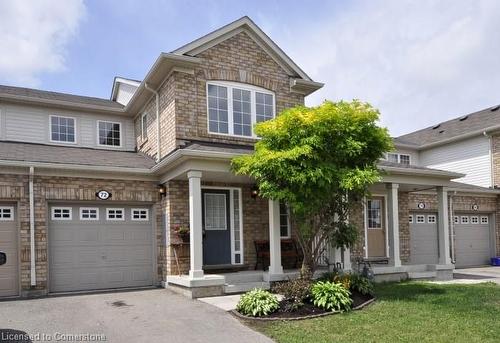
[408,271,437,280]
[223,271,265,284]
[224,281,270,294]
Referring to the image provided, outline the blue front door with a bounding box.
[202,189,232,265]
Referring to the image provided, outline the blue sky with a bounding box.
[1,0,500,136]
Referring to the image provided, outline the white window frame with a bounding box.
[79,207,99,221]
[416,215,425,223]
[470,216,479,224]
[480,216,489,224]
[131,208,149,221]
[0,206,14,221]
[51,207,72,220]
[141,113,148,140]
[427,214,436,224]
[461,216,469,224]
[97,120,122,148]
[408,215,413,224]
[279,202,291,239]
[206,81,275,138]
[385,152,411,165]
[106,208,125,221]
[49,115,77,144]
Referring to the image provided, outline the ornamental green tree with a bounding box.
[231,100,393,276]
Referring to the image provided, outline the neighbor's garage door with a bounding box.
[409,212,439,265]
[0,205,18,297]
[454,214,492,268]
[49,204,153,292]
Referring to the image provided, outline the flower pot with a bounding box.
[179,233,190,243]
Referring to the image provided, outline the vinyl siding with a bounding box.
[116,83,138,106]
[419,136,491,187]
[0,103,135,151]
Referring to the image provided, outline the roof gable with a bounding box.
[172,16,312,81]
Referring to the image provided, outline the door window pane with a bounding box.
[204,193,227,230]
[367,199,382,228]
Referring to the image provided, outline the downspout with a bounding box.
[449,191,456,264]
[29,166,36,286]
[144,83,161,163]
[483,131,494,187]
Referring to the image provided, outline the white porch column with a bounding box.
[188,171,204,279]
[386,183,401,267]
[268,199,284,275]
[343,248,352,271]
[437,186,452,265]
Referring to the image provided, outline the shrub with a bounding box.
[333,274,351,290]
[236,288,279,317]
[311,281,352,312]
[349,273,375,296]
[271,278,312,311]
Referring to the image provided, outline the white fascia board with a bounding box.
[0,159,151,175]
[289,78,324,96]
[379,165,465,179]
[173,16,313,81]
[111,77,141,100]
[0,93,125,116]
[124,53,201,114]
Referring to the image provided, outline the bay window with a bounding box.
[206,81,275,137]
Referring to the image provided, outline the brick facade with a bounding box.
[0,173,163,296]
[136,31,305,160]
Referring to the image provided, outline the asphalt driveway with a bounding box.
[0,289,272,343]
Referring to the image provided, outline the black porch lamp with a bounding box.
[251,185,259,199]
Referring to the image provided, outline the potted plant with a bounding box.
[174,225,190,243]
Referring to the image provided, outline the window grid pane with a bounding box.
[99,121,121,146]
[256,92,274,123]
[367,200,382,228]
[207,85,229,134]
[205,194,227,230]
[279,202,290,237]
[51,116,75,142]
[232,88,252,136]
[233,190,241,254]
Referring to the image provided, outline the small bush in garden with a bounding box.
[311,281,352,312]
[271,278,312,311]
[236,288,279,317]
[333,274,351,290]
[349,273,375,296]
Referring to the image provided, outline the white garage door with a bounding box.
[0,205,18,297]
[410,212,439,265]
[49,204,154,293]
[454,214,492,268]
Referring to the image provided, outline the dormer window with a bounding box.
[98,121,121,147]
[50,115,76,143]
[207,81,275,137]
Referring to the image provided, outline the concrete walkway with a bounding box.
[433,266,500,285]
[0,289,272,343]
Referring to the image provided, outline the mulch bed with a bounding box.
[232,290,375,321]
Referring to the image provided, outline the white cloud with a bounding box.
[269,0,500,136]
[0,0,85,87]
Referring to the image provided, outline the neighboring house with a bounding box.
[0,16,497,299]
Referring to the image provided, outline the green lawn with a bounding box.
[250,282,500,343]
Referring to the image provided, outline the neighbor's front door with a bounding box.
[367,197,387,257]
[202,189,232,266]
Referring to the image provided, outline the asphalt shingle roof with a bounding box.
[397,105,500,147]
[0,141,154,169]
[0,85,124,110]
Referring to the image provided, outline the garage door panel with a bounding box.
[0,204,18,297]
[454,215,491,268]
[49,204,153,293]
[410,213,439,265]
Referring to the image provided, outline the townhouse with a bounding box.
[0,16,498,299]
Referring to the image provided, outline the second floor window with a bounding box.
[50,116,75,143]
[207,81,275,137]
[98,121,121,147]
[386,153,411,165]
